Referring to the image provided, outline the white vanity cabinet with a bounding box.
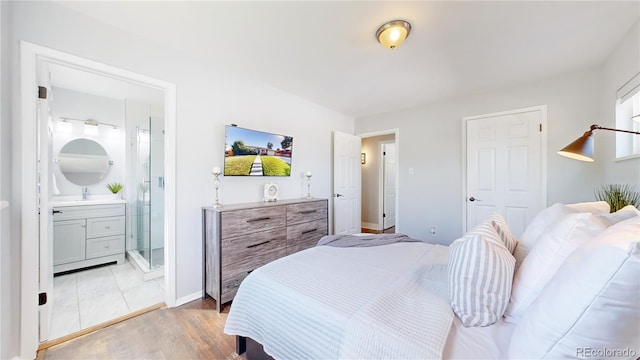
[52,202,125,274]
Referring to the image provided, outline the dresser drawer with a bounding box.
[221,246,287,303]
[222,228,287,269]
[287,218,328,254]
[287,201,327,225]
[220,206,286,239]
[86,235,125,259]
[86,216,125,238]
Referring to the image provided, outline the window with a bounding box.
[615,73,640,159]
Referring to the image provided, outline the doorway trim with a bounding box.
[460,105,548,235]
[378,140,395,230]
[356,128,400,233]
[20,41,177,358]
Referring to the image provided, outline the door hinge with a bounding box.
[38,292,47,306]
[38,86,47,99]
[539,123,542,132]
[383,213,386,218]
[383,151,386,156]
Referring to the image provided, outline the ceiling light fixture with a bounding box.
[376,20,412,49]
[557,124,640,162]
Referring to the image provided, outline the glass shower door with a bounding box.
[134,117,164,270]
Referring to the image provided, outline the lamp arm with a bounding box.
[591,124,640,135]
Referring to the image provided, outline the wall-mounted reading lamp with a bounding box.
[557,124,640,162]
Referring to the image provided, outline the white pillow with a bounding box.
[505,209,637,324]
[619,204,640,216]
[448,220,515,327]
[505,208,637,324]
[565,200,610,214]
[512,203,578,270]
[509,216,640,359]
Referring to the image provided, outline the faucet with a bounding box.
[82,187,88,200]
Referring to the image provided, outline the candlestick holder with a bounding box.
[212,167,223,208]
[305,173,313,199]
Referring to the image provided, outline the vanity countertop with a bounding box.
[52,196,126,207]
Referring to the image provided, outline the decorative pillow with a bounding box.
[508,216,640,359]
[565,200,610,214]
[512,203,578,270]
[448,220,515,327]
[486,211,517,254]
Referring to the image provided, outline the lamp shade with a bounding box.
[376,20,411,49]
[557,131,594,162]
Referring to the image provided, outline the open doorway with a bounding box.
[20,41,176,356]
[360,132,397,234]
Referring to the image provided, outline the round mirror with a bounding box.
[58,139,111,185]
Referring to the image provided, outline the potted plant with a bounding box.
[594,184,640,212]
[106,182,124,199]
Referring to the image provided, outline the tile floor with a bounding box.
[49,259,165,340]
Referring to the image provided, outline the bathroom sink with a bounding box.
[51,198,126,207]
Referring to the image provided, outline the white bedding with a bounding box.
[224,242,514,359]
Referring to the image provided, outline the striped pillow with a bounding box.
[448,221,516,327]
[487,212,517,254]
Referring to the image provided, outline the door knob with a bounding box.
[469,197,481,202]
[334,193,344,198]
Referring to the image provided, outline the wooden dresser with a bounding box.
[203,198,328,311]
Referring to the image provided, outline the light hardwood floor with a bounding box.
[37,298,242,360]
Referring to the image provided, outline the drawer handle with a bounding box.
[104,225,110,229]
[80,224,86,228]
[104,244,110,248]
[299,210,317,214]
[247,240,270,249]
[247,217,271,223]
[301,228,317,235]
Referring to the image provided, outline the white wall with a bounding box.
[5,2,353,357]
[602,21,640,185]
[0,1,16,357]
[356,68,607,244]
[51,87,126,197]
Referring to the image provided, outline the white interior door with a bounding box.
[37,58,54,342]
[465,107,546,237]
[333,131,361,235]
[382,143,396,229]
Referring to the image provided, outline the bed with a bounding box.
[224,202,640,359]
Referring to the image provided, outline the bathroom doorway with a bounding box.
[20,41,177,354]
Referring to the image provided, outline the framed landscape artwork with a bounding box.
[224,125,293,176]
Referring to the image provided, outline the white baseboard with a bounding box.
[174,291,204,307]
[361,222,382,231]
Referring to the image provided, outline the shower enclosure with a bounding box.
[130,117,164,271]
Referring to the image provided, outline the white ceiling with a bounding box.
[57,1,639,118]
[49,63,164,106]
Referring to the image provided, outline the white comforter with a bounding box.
[224,242,454,359]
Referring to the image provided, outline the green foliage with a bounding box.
[224,156,256,175]
[106,182,124,194]
[280,136,293,150]
[231,140,252,155]
[261,156,291,176]
[594,184,640,212]
[266,142,273,150]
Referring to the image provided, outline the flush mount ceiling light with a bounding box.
[376,19,412,49]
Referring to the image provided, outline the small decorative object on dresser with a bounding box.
[212,166,223,208]
[263,182,279,202]
[305,171,312,199]
[202,198,328,312]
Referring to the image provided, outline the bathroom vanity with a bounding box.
[52,200,126,274]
